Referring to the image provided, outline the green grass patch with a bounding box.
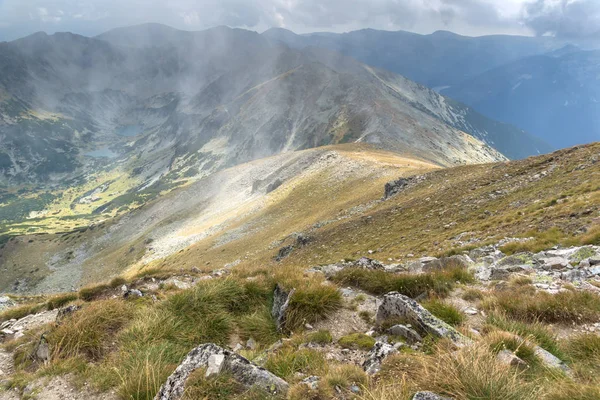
[338,333,376,351]
[422,299,464,326]
[331,266,473,298]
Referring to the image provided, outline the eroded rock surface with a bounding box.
[376,292,472,346]
[154,343,289,400]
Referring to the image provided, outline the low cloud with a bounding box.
[523,0,600,38]
[0,0,597,41]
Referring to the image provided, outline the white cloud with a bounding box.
[0,0,595,41]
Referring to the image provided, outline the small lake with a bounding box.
[85,148,117,158]
[117,125,142,137]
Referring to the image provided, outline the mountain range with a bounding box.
[265,27,600,149]
[0,24,550,186]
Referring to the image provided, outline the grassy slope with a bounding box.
[150,142,600,277]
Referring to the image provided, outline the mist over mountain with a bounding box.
[444,49,600,149]
[0,23,548,185]
[264,27,600,148]
[261,28,563,89]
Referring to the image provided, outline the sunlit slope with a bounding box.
[155,142,600,276]
[0,144,438,293]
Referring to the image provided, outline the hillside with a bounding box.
[0,24,545,189]
[0,143,598,400]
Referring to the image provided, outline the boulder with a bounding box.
[489,267,511,281]
[154,343,289,400]
[363,342,397,375]
[561,269,587,282]
[356,257,385,270]
[376,292,472,346]
[412,392,452,400]
[384,178,409,199]
[539,257,570,271]
[387,324,422,344]
[533,346,572,376]
[124,289,143,298]
[272,284,295,332]
[590,257,600,266]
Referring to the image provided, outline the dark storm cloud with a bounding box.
[523,0,600,38]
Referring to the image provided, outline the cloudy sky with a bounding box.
[0,0,598,41]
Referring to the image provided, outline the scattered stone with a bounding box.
[496,350,527,368]
[363,342,397,375]
[387,324,422,344]
[164,278,191,290]
[305,323,314,330]
[561,269,587,282]
[246,338,257,350]
[0,296,13,311]
[350,385,361,394]
[489,267,511,281]
[301,376,320,390]
[463,307,478,316]
[356,257,385,270]
[272,284,296,332]
[376,292,472,346]
[124,289,143,298]
[233,343,243,352]
[56,305,81,323]
[154,343,288,399]
[412,391,452,400]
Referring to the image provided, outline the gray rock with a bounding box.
[540,257,570,271]
[34,334,50,363]
[489,267,511,281]
[384,178,409,199]
[363,342,397,375]
[205,354,225,377]
[561,269,587,282]
[412,391,452,400]
[356,257,385,270]
[590,257,600,266]
[301,376,320,390]
[56,305,81,323]
[154,343,289,399]
[376,292,472,346]
[0,296,13,311]
[246,338,257,350]
[387,324,422,344]
[124,289,143,298]
[496,349,527,368]
[589,266,600,276]
[272,284,295,332]
[534,346,572,376]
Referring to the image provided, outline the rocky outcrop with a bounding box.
[376,292,472,346]
[154,343,289,400]
[363,341,398,375]
[272,284,295,332]
[0,296,14,311]
[384,176,425,199]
